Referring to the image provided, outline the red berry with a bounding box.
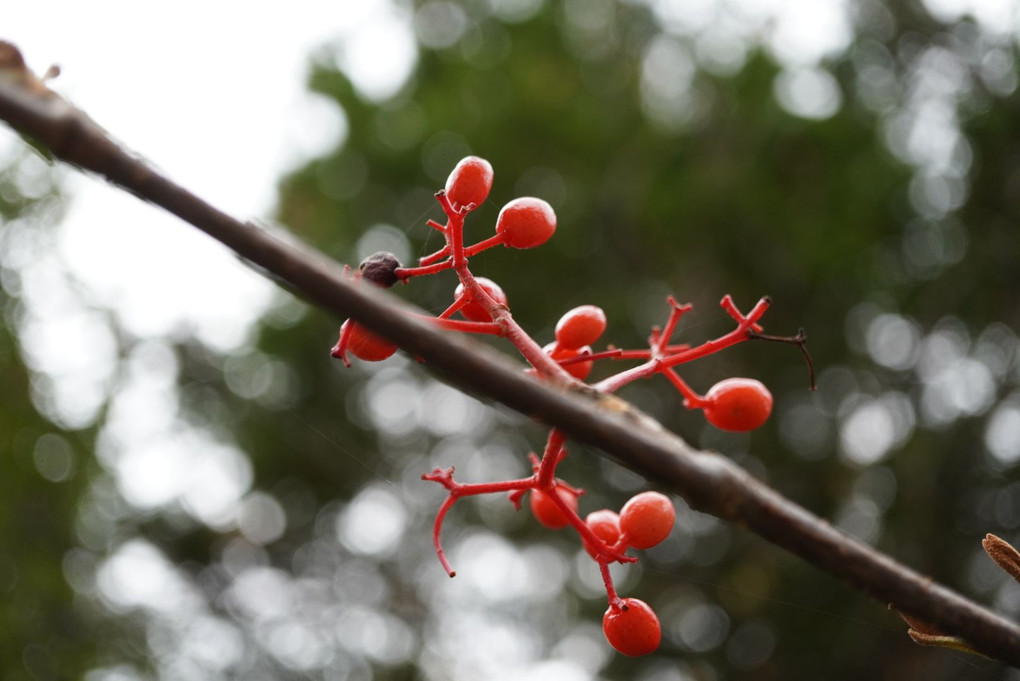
[619,491,675,550]
[344,320,398,362]
[544,341,593,380]
[445,156,494,211]
[583,509,621,558]
[555,305,607,349]
[603,598,661,656]
[529,484,579,529]
[702,377,773,432]
[454,277,508,322]
[496,197,556,249]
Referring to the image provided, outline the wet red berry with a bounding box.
[454,277,508,322]
[496,197,556,249]
[445,156,494,211]
[702,377,773,432]
[603,598,661,656]
[529,483,580,529]
[555,305,607,350]
[619,491,675,550]
[583,509,621,559]
[343,320,398,362]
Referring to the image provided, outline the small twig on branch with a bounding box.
[0,41,1018,666]
[748,326,817,390]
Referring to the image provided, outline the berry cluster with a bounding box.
[332,156,810,655]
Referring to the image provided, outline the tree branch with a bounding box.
[1,51,1018,665]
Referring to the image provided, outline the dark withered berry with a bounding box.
[358,251,402,288]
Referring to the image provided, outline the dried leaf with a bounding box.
[907,629,986,657]
[890,604,940,636]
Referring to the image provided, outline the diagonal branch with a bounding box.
[1,48,1018,666]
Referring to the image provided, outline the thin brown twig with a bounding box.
[748,327,817,390]
[0,45,1018,666]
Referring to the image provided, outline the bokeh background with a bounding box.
[3,0,1020,679]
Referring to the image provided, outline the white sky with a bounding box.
[4,0,415,348]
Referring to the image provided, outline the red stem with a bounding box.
[543,487,633,564]
[395,260,455,280]
[654,296,693,353]
[419,243,451,266]
[423,316,504,336]
[600,559,624,609]
[329,320,354,367]
[536,429,567,488]
[661,367,706,408]
[594,296,770,394]
[432,495,458,577]
[423,467,541,576]
[554,346,685,366]
[437,297,467,320]
[431,193,573,381]
[463,233,504,257]
[721,294,768,332]
[449,477,538,496]
[437,191,467,268]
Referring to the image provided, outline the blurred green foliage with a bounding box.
[4,1,1020,680]
[0,160,98,680]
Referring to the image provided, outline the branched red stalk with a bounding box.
[594,295,768,395]
[653,296,693,354]
[721,293,768,331]
[427,189,574,381]
[418,234,501,266]
[439,193,467,267]
[422,466,540,576]
[423,428,634,581]
[423,470,538,497]
[405,224,788,611]
[553,345,692,367]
